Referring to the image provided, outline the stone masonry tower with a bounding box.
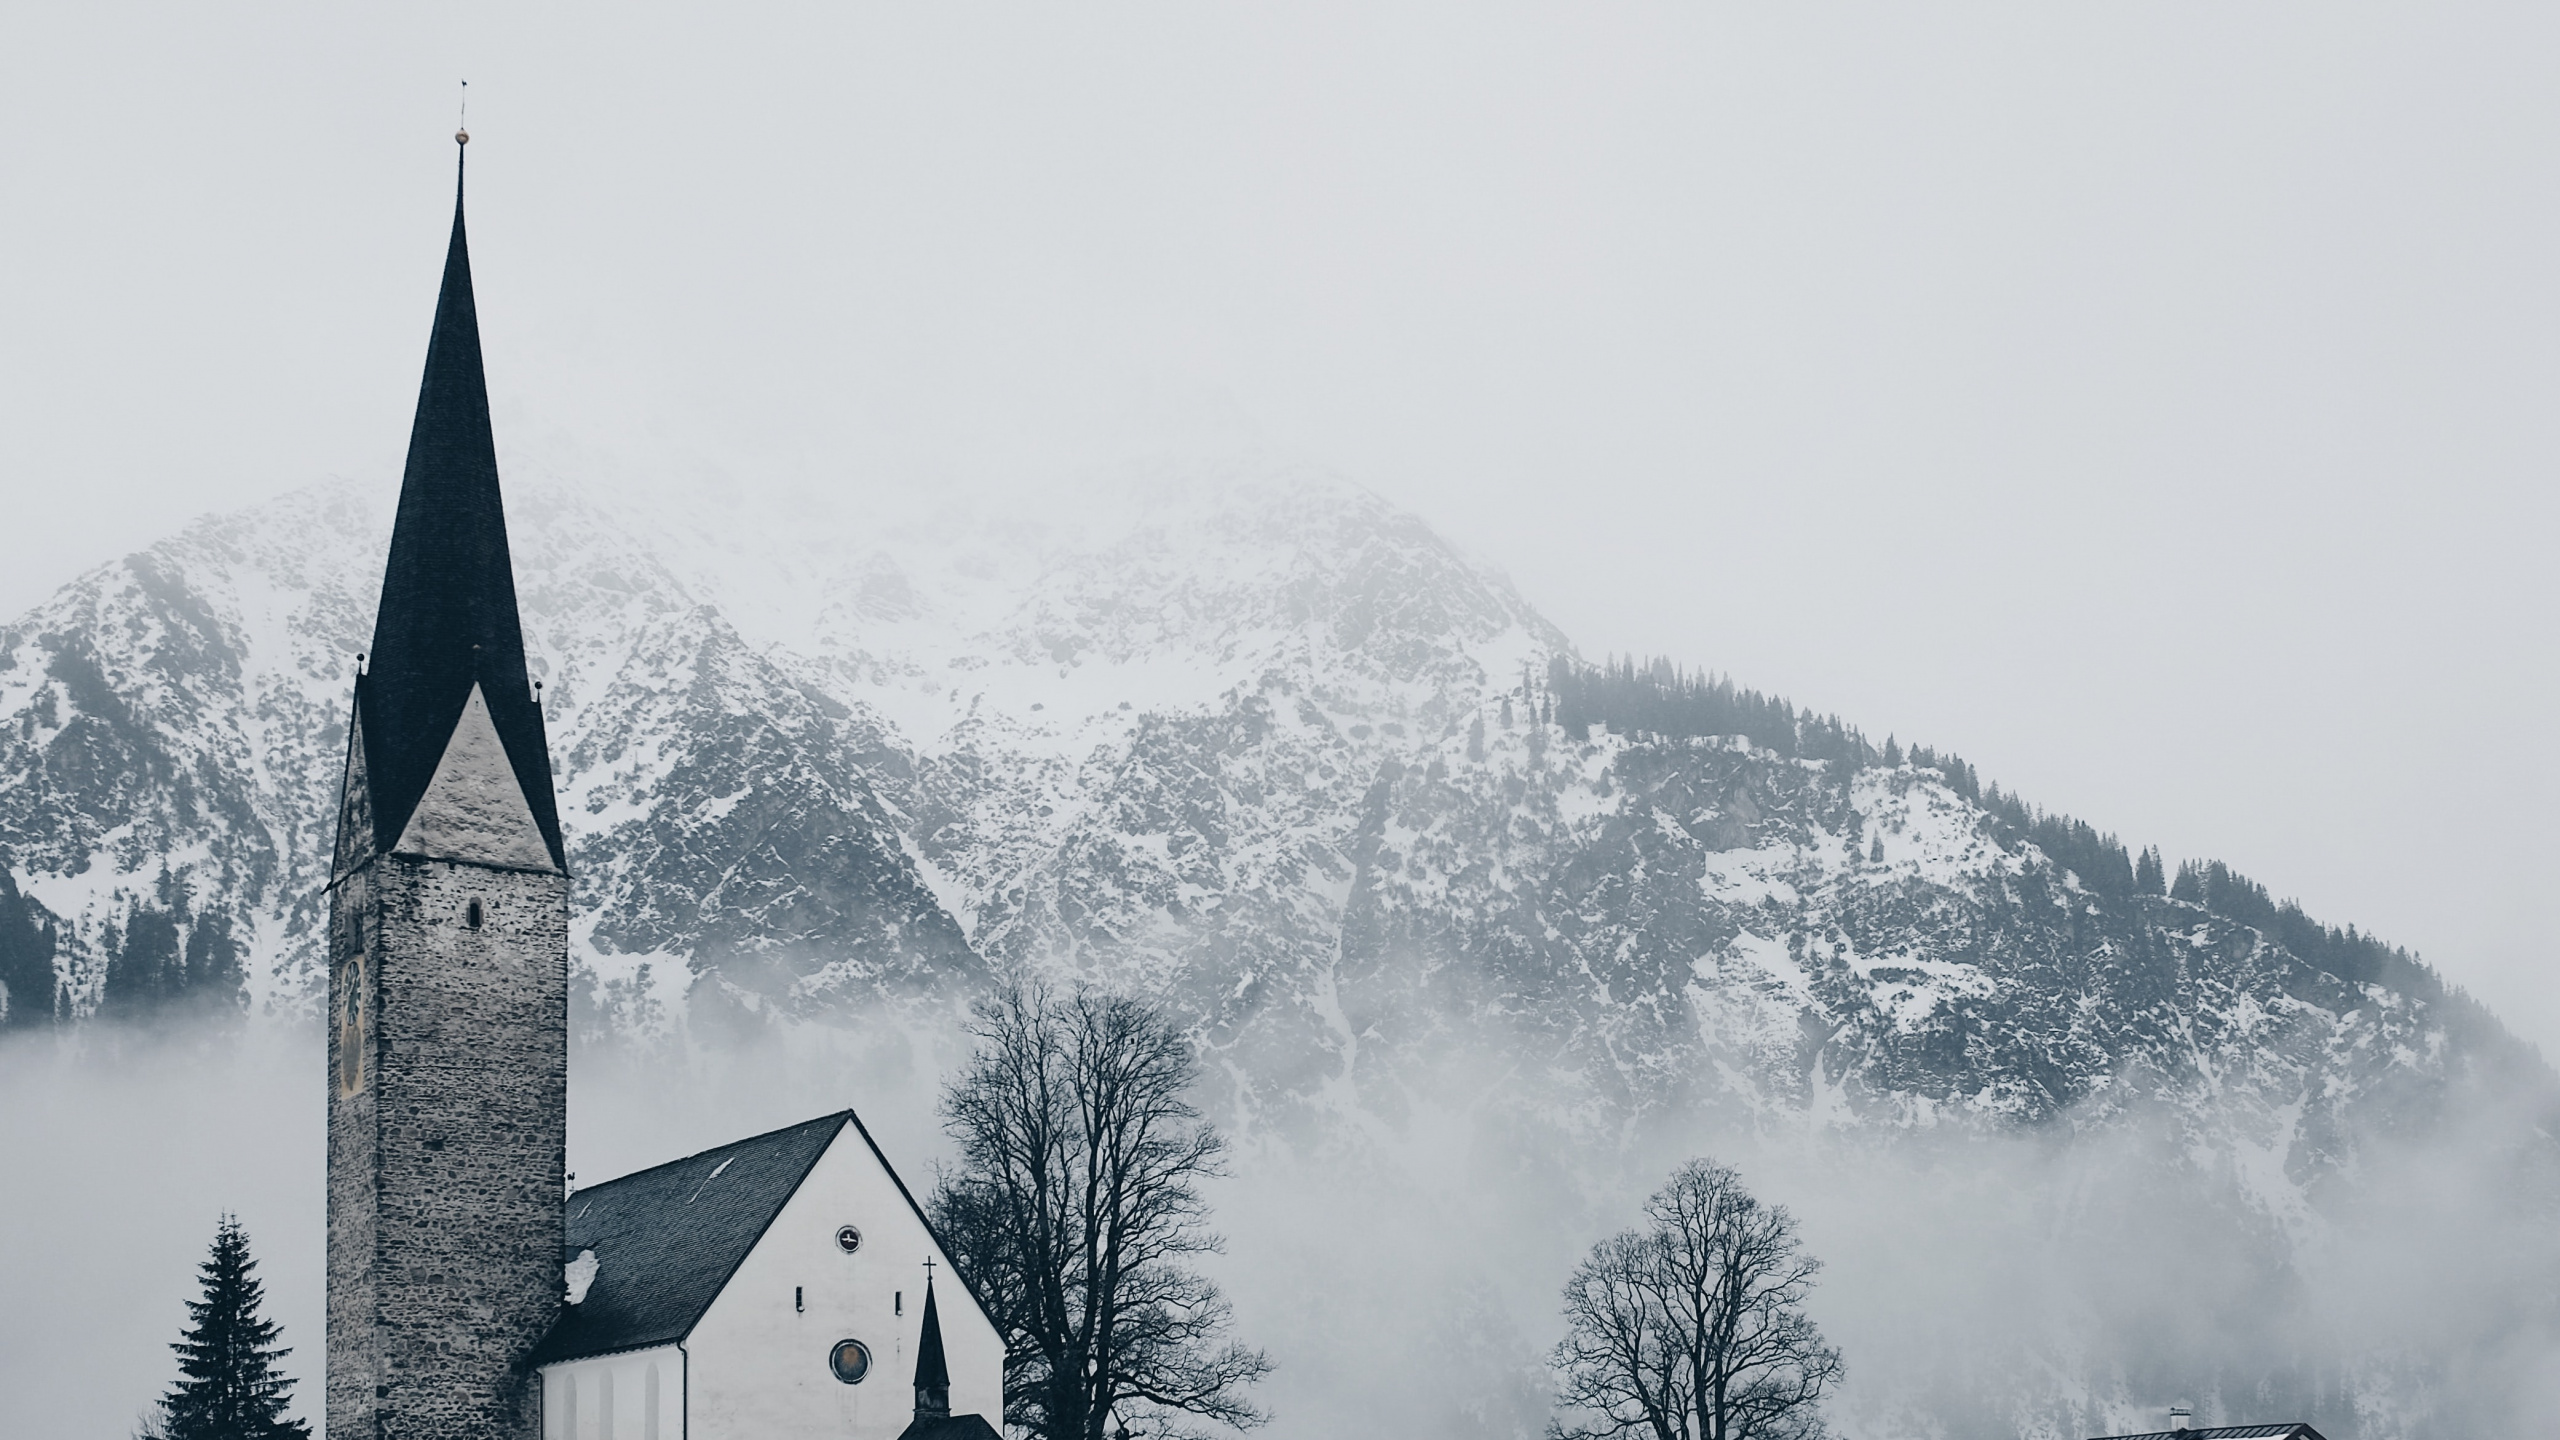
[327,133,569,1440]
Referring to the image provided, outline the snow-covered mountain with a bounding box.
[2,457,2553,1437]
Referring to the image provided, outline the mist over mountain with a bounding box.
[2,456,2555,1438]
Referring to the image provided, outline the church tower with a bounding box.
[327,132,569,1440]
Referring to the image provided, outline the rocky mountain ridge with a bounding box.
[1,459,2552,1437]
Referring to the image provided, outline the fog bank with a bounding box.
[8,1010,2556,1440]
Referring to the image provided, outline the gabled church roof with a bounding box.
[533,1109,980,1365]
[534,1113,839,1364]
[356,144,564,869]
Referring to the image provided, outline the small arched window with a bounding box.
[466,900,484,930]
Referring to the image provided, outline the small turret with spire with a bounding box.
[896,1272,1000,1439]
[913,1276,952,1419]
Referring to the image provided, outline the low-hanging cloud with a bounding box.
[8,1000,2556,1440]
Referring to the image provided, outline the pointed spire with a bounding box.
[356,135,564,869]
[913,1276,951,1419]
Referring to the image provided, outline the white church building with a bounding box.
[532,1112,1004,1440]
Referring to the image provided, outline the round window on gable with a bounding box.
[465,900,484,931]
[835,1225,862,1254]
[828,1339,872,1384]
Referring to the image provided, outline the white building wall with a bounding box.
[539,1343,682,1440]
[684,1122,1006,1439]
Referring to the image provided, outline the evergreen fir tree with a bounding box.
[101,902,183,1022]
[2135,846,2166,897]
[182,912,249,1018]
[2170,860,2205,904]
[0,863,59,1031]
[1467,711,1486,762]
[153,1216,309,1440]
[156,862,192,918]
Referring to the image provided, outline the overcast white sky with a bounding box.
[4,4,2555,1050]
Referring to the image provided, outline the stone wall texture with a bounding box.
[329,850,568,1440]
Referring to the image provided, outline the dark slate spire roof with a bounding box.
[914,1276,951,1395]
[357,141,563,868]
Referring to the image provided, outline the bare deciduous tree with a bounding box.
[1552,1160,1842,1440]
[932,980,1271,1440]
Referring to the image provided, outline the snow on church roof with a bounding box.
[532,1108,966,1365]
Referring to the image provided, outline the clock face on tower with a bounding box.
[337,950,367,1096]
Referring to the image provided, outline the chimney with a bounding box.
[2169,1406,2193,1432]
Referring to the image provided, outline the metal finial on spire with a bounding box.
[456,79,470,146]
